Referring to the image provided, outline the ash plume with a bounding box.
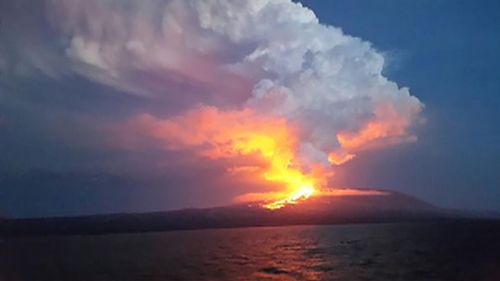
[1,0,423,200]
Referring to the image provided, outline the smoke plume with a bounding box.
[3,0,423,202]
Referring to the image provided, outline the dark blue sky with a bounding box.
[1,0,499,217]
[302,0,500,210]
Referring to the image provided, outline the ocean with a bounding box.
[2,220,500,281]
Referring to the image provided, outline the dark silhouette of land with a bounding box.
[0,190,494,236]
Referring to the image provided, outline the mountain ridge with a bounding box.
[0,189,481,237]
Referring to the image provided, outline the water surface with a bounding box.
[2,221,500,280]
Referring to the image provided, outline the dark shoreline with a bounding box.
[3,192,497,237]
[0,209,477,237]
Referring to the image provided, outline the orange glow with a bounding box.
[263,185,315,210]
[136,106,325,209]
[319,188,387,196]
[339,104,416,151]
[134,103,417,210]
[328,151,356,166]
[330,104,419,165]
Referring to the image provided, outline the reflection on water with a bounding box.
[1,221,500,280]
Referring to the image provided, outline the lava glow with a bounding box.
[263,185,315,210]
[137,104,416,210]
[137,107,327,210]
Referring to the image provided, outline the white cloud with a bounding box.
[4,0,424,169]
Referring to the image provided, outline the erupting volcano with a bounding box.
[263,185,315,210]
[111,0,424,209]
[136,107,329,210]
[35,0,423,209]
[136,102,419,210]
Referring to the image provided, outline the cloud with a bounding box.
[0,0,423,198]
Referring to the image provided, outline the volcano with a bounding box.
[0,189,460,237]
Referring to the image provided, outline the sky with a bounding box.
[0,0,499,217]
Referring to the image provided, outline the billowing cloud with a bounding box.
[1,0,423,204]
